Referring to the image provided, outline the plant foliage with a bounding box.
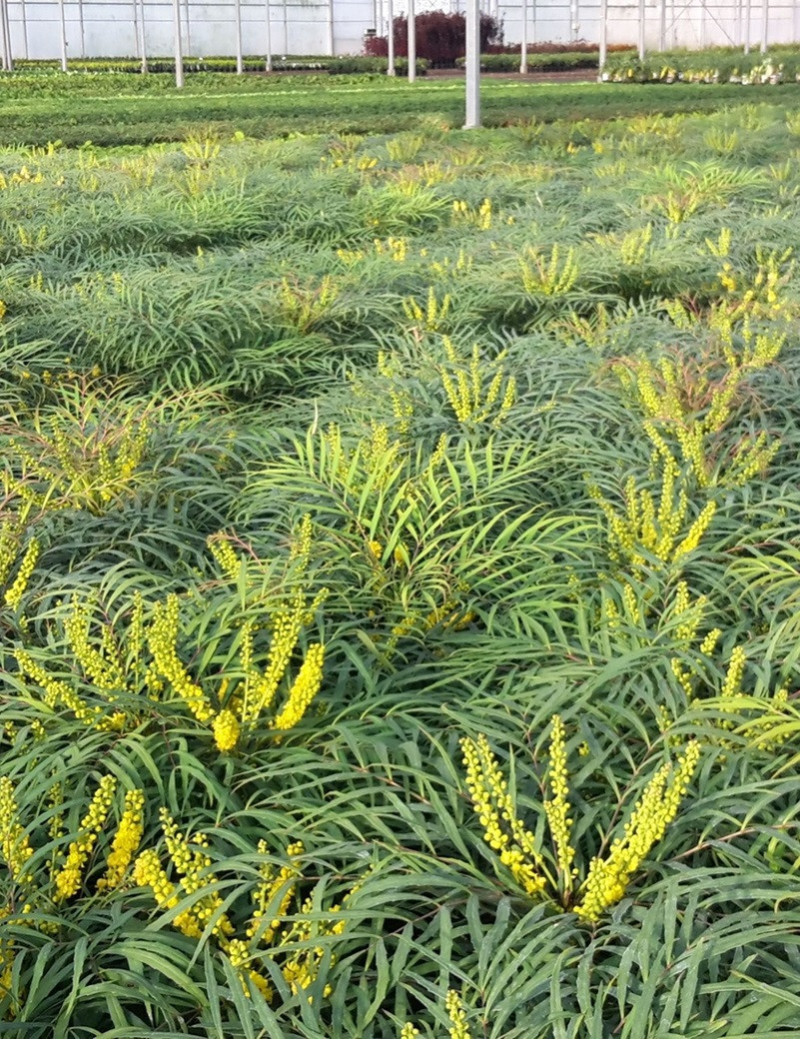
[1,87,800,1039]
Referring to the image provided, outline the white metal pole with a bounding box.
[760,0,767,52]
[326,0,334,54]
[0,0,10,71]
[58,0,68,70]
[387,0,395,73]
[570,0,578,42]
[598,0,607,78]
[520,0,527,73]
[235,0,243,71]
[282,0,288,55]
[464,0,479,126]
[5,0,12,71]
[744,0,751,52]
[138,0,147,71]
[658,0,666,49]
[638,0,645,59]
[184,0,191,55]
[265,0,272,69]
[173,0,184,86]
[0,0,8,69]
[699,0,706,47]
[407,0,415,82]
[21,0,29,59]
[78,0,85,55]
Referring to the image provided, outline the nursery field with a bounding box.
[3,96,800,1038]
[4,71,800,146]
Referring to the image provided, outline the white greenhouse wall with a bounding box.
[8,0,800,59]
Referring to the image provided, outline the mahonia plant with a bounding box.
[520,243,579,297]
[134,812,361,1003]
[15,591,149,732]
[0,772,146,1011]
[0,520,40,615]
[4,387,152,515]
[402,286,452,332]
[617,308,784,489]
[461,717,700,922]
[153,517,328,752]
[587,449,716,577]
[14,519,328,751]
[400,989,473,1040]
[437,336,516,428]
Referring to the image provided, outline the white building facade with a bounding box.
[8,0,800,61]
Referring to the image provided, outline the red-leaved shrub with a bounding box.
[365,10,502,66]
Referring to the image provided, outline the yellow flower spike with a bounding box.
[445,990,472,1040]
[227,938,274,1000]
[207,533,241,582]
[156,809,234,939]
[243,592,307,723]
[98,789,145,891]
[544,715,576,886]
[460,734,545,897]
[700,627,722,656]
[54,774,117,902]
[4,538,40,611]
[722,646,747,699]
[575,741,701,922]
[148,594,215,724]
[0,777,35,883]
[271,644,325,732]
[212,709,241,753]
[400,1024,420,1039]
[248,841,303,945]
[673,501,717,561]
[64,600,126,693]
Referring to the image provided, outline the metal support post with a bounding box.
[173,0,184,86]
[58,0,68,70]
[235,0,243,71]
[0,0,11,71]
[760,0,768,52]
[638,0,645,59]
[21,0,30,59]
[520,0,527,73]
[598,0,607,78]
[138,0,147,71]
[464,0,480,127]
[265,0,272,69]
[744,0,751,52]
[387,0,395,74]
[407,0,415,82]
[282,0,288,56]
